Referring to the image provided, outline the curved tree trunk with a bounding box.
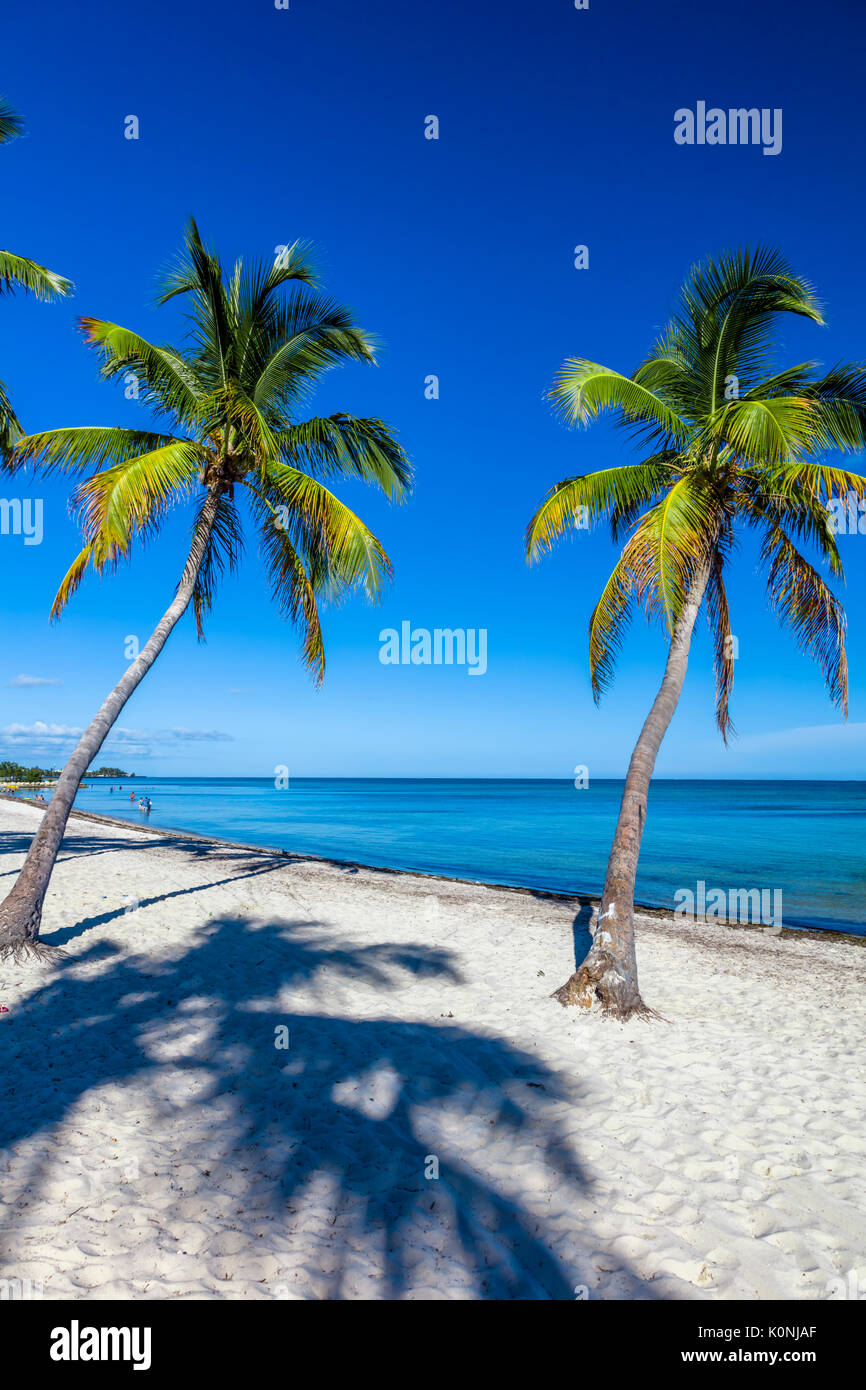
[0,488,223,963]
[553,561,711,1020]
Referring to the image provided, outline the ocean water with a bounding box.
[62,777,866,936]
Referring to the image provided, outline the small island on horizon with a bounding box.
[0,761,133,786]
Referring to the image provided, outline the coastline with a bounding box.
[1,795,865,1299]
[2,790,863,948]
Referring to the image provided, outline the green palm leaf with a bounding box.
[761,527,848,713]
[12,426,180,476]
[637,476,721,629]
[274,415,411,500]
[529,244,865,727]
[0,98,72,454]
[0,250,72,300]
[70,440,203,572]
[704,551,736,741]
[588,540,641,700]
[256,515,326,682]
[526,460,676,560]
[0,96,24,144]
[79,320,204,424]
[0,374,22,454]
[551,360,692,448]
[260,462,393,600]
[23,219,408,682]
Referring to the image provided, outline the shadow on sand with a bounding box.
[0,835,654,1300]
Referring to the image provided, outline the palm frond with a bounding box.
[256,513,326,683]
[0,250,72,300]
[191,489,245,639]
[252,294,375,408]
[0,375,22,456]
[28,219,407,684]
[12,425,181,476]
[526,459,676,560]
[49,543,96,620]
[762,526,848,713]
[70,441,203,574]
[550,359,691,448]
[685,246,822,410]
[0,96,25,144]
[635,476,721,630]
[532,245,861,738]
[737,465,844,576]
[154,218,232,389]
[801,363,866,453]
[720,395,821,462]
[259,462,393,601]
[275,415,411,500]
[588,540,642,702]
[79,319,204,424]
[704,551,736,741]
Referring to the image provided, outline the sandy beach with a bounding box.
[1,795,864,1301]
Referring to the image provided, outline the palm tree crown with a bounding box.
[9,219,411,679]
[527,247,866,737]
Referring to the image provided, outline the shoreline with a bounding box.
[2,790,863,948]
[1,795,864,1300]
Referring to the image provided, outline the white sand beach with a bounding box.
[0,796,864,1301]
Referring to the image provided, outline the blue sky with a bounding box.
[2,0,866,778]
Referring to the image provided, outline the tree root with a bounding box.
[551,952,663,1022]
[0,937,66,967]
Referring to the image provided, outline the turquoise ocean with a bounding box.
[61,777,866,937]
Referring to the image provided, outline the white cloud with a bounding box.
[6,675,63,687]
[2,721,80,740]
[0,722,233,758]
[168,728,233,742]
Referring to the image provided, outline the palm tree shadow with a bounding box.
[571,897,596,965]
[45,860,298,947]
[0,914,655,1299]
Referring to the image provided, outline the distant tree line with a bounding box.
[0,761,133,783]
[0,760,61,783]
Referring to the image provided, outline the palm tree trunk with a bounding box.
[553,561,711,1019]
[0,488,223,963]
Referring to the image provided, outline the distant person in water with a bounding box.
[130,793,135,802]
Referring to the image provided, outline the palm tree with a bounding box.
[0,218,411,961]
[527,248,866,1019]
[0,96,72,451]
